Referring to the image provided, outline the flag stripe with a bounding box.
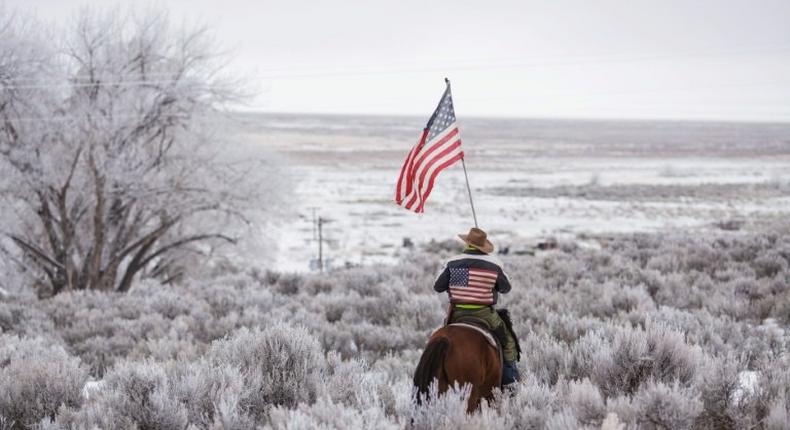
[395,142,418,203]
[415,151,463,212]
[404,140,462,210]
[450,286,493,293]
[452,284,493,291]
[403,139,462,210]
[451,288,492,294]
[451,298,492,304]
[470,269,498,277]
[397,129,428,202]
[451,293,493,299]
[401,127,460,207]
[450,290,494,298]
[450,289,493,296]
[420,146,464,209]
[450,294,493,302]
[451,296,494,303]
[410,127,459,173]
[450,285,492,292]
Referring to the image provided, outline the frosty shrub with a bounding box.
[694,354,752,430]
[544,409,584,430]
[267,398,398,430]
[568,331,610,381]
[0,300,57,340]
[2,221,790,427]
[567,379,606,427]
[497,375,559,429]
[0,336,87,429]
[753,252,788,278]
[593,323,700,397]
[322,352,388,410]
[409,382,507,430]
[628,381,702,430]
[763,396,790,430]
[91,360,188,430]
[372,350,422,383]
[591,327,650,397]
[730,362,790,429]
[643,322,701,384]
[209,325,325,413]
[521,333,569,386]
[274,274,305,296]
[53,358,256,429]
[162,360,254,429]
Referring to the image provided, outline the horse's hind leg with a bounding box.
[467,390,481,413]
[469,349,502,412]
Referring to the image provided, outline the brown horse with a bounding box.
[413,325,502,412]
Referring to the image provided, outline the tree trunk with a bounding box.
[88,151,107,290]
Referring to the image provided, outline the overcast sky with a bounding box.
[9,0,790,121]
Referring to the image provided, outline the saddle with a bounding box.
[444,305,521,386]
[446,322,498,348]
[442,305,523,362]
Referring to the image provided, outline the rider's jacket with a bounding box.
[432,248,511,306]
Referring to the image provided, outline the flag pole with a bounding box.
[461,156,478,228]
[445,77,479,228]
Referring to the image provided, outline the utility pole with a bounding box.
[318,216,324,272]
[310,207,317,240]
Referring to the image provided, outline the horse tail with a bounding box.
[413,336,449,404]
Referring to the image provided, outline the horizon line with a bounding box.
[231,109,790,125]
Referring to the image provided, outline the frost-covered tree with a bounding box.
[0,9,276,295]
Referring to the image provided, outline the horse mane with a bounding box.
[496,308,522,359]
[412,336,449,404]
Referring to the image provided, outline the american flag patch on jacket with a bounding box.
[448,267,498,304]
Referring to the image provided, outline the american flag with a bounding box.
[395,80,463,213]
[448,267,497,304]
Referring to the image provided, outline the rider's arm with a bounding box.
[433,264,449,292]
[495,268,512,293]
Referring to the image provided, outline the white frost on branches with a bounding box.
[0,7,284,295]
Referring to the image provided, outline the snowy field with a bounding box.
[4,223,790,429]
[5,4,790,428]
[4,112,790,429]
[234,113,790,271]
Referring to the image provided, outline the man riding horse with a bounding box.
[432,227,521,388]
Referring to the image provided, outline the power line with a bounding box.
[1,45,788,89]
[266,79,790,113]
[0,79,210,90]
[244,47,790,81]
[7,76,790,122]
[3,112,200,123]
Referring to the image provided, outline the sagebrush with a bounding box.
[0,226,789,429]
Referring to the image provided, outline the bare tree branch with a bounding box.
[0,7,273,295]
[9,235,64,270]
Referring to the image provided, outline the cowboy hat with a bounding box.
[457,227,494,254]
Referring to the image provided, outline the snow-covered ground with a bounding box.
[234,114,790,271]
